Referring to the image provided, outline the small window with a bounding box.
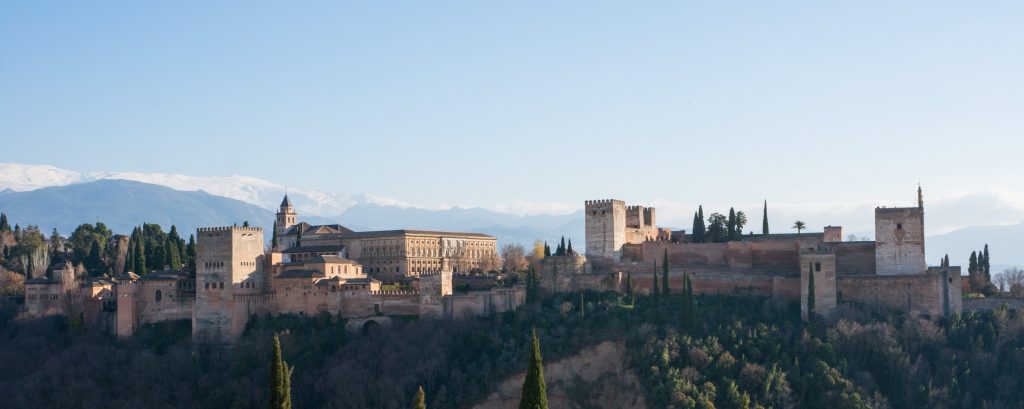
[155,290,162,302]
[896,223,903,229]
[815,262,821,272]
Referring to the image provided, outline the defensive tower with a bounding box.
[874,187,926,276]
[585,199,627,261]
[193,226,265,344]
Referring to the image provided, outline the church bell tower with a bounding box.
[276,194,297,240]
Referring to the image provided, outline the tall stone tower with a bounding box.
[874,188,926,275]
[193,226,265,344]
[276,194,297,238]
[585,199,627,261]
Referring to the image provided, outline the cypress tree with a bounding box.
[186,235,196,273]
[681,270,690,329]
[566,239,574,255]
[685,271,696,328]
[651,260,660,306]
[968,251,978,275]
[543,243,551,258]
[165,235,182,270]
[86,240,103,273]
[272,221,279,249]
[268,334,293,409]
[243,220,250,228]
[662,248,670,296]
[624,272,633,305]
[0,213,9,233]
[518,329,549,409]
[807,262,815,317]
[412,386,427,409]
[579,290,585,320]
[559,236,566,256]
[983,244,991,283]
[133,235,146,275]
[727,207,737,241]
[295,227,303,247]
[762,200,769,235]
[691,212,700,242]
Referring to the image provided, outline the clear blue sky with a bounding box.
[2,1,1023,215]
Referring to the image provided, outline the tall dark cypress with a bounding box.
[762,200,769,235]
[186,235,196,273]
[651,260,660,306]
[566,239,574,255]
[696,206,706,243]
[807,262,815,317]
[727,208,737,241]
[0,213,9,233]
[968,251,978,275]
[624,272,634,304]
[559,237,566,256]
[133,231,147,275]
[268,334,293,409]
[982,244,991,283]
[662,248,670,296]
[272,221,279,249]
[518,329,549,409]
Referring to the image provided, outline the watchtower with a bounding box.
[584,199,627,261]
[193,226,265,344]
[874,188,926,276]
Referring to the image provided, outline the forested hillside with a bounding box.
[1,288,1023,408]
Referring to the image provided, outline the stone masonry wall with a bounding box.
[874,207,926,276]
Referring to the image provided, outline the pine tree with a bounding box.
[518,329,549,409]
[0,213,9,233]
[412,386,427,409]
[806,262,815,317]
[762,200,769,235]
[624,272,634,305]
[662,248,670,296]
[268,334,294,409]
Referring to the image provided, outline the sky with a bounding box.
[2,1,1023,230]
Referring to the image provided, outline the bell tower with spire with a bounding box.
[276,193,297,240]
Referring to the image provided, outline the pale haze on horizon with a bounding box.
[1,2,1023,232]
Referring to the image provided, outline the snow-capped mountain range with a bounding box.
[0,163,407,217]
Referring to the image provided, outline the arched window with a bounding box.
[155,290,162,302]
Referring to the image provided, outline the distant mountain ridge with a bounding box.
[0,179,583,247]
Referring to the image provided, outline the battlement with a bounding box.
[372,290,420,296]
[584,199,624,207]
[197,226,264,233]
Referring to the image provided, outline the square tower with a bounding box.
[193,226,265,344]
[874,206,926,275]
[585,200,627,261]
[800,250,837,320]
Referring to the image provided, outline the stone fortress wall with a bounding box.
[554,188,961,319]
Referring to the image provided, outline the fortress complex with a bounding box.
[559,187,960,319]
[273,195,499,280]
[24,195,519,345]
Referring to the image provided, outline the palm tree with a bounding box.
[792,221,806,234]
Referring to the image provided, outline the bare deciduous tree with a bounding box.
[500,243,528,272]
[994,267,1024,297]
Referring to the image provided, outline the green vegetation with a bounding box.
[3,283,1024,408]
[412,386,426,409]
[268,334,293,409]
[518,329,549,409]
